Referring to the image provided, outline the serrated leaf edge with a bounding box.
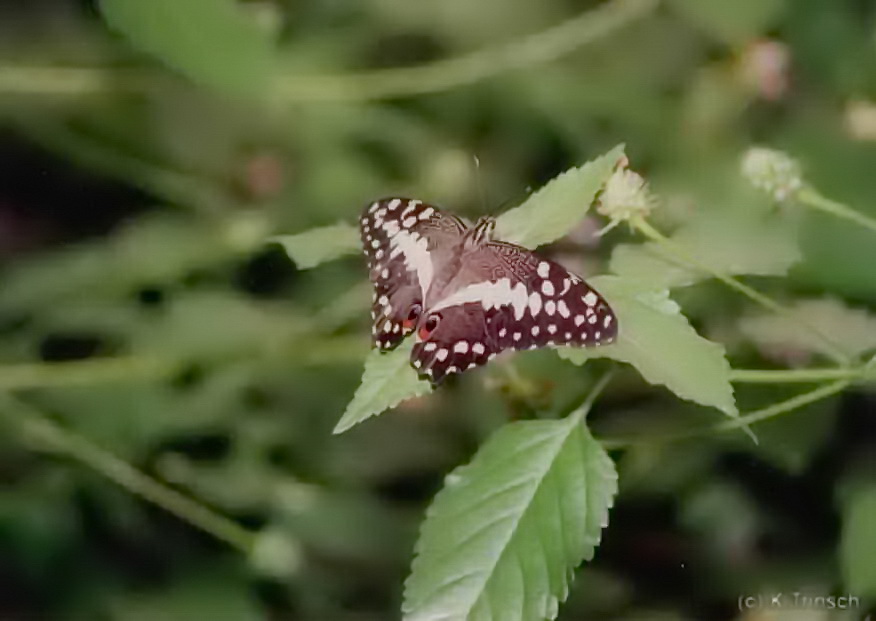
[403,420,617,621]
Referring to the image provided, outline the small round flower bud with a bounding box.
[741,147,803,202]
[595,168,657,234]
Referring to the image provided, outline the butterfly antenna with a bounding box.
[473,154,489,211]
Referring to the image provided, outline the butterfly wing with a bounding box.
[360,197,466,350]
[412,240,617,381]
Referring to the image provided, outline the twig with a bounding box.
[1,393,257,554]
[599,379,849,449]
[797,186,876,236]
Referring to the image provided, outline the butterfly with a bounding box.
[361,197,617,383]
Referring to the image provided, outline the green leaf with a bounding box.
[271,223,360,270]
[98,0,276,96]
[334,340,432,434]
[403,415,617,621]
[739,298,876,360]
[494,145,625,248]
[840,483,876,597]
[558,276,737,417]
[610,213,800,289]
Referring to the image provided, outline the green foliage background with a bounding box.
[1,0,876,619]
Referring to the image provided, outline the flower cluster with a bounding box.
[595,167,658,234]
[741,147,804,202]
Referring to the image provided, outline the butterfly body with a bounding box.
[361,198,617,382]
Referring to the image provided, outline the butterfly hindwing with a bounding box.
[413,241,617,379]
[360,197,466,350]
[410,303,497,382]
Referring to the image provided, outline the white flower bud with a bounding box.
[741,147,803,202]
[595,168,657,234]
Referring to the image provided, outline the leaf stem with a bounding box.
[797,186,876,236]
[568,369,616,424]
[600,379,849,449]
[631,216,851,365]
[1,393,257,554]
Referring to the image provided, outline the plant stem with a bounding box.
[1,393,257,554]
[729,366,874,383]
[797,186,876,236]
[631,217,851,365]
[600,379,849,449]
[0,0,657,102]
[275,0,657,101]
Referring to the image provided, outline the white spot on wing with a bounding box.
[537,262,550,278]
[472,343,485,355]
[431,277,528,320]
[541,280,554,296]
[557,300,570,318]
[436,348,448,361]
[453,341,469,354]
[384,220,400,236]
[560,278,571,295]
[528,292,542,316]
[389,230,433,296]
[583,292,598,307]
[387,199,401,210]
[545,300,556,316]
[424,343,437,352]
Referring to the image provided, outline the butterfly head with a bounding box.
[464,217,496,249]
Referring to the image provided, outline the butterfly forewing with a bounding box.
[360,197,466,350]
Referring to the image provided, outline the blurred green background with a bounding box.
[1,0,876,619]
